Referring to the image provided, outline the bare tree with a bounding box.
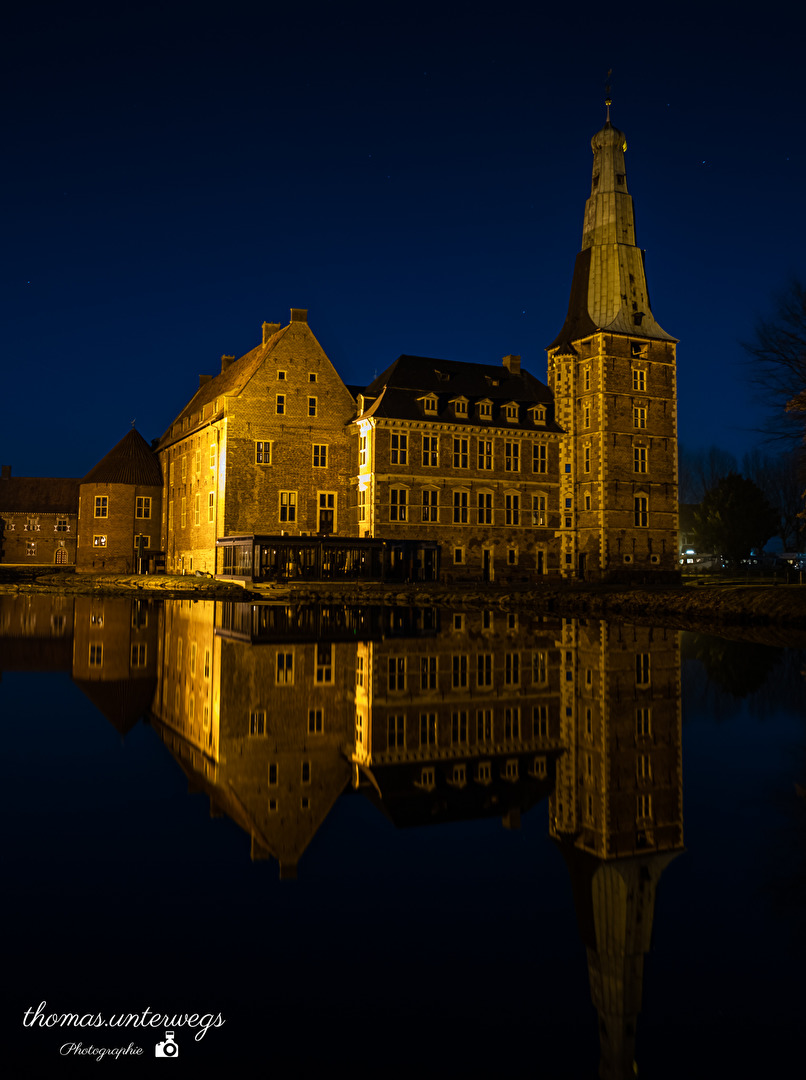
[742,448,805,550]
[678,444,737,503]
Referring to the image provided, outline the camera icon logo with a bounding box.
[155,1030,179,1058]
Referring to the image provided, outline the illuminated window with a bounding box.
[93,535,107,547]
[279,491,297,523]
[390,432,408,464]
[276,652,294,684]
[634,446,647,473]
[477,491,493,525]
[255,441,272,464]
[453,490,469,524]
[453,437,469,468]
[249,710,267,736]
[94,496,108,518]
[422,434,438,466]
[315,642,333,684]
[533,444,547,473]
[532,494,546,526]
[308,708,324,734]
[505,442,520,471]
[451,711,468,745]
[313,444,328,468]
[208,492,214,522]
[387,714,405,750]
[634,495,648,527]
[390,488,408,521]
[421,489,438,522]
[276,394,285,415]
[308,397,317,417]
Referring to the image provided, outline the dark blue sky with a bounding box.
[5,1,804,478]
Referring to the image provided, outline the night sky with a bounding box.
[5,1,804,480]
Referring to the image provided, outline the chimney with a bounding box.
[502,354,521,375]
[290,308,308,323]
[262,321,281,344]
[199,374,213,388]
[1,465,10,479]
[221,354,235,373]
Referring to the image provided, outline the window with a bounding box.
[210,444,216,470]
[255,441,272,464]
[390,488,408,522]
[276,651,294,684]
[277,370,286,381]
[633,368,646,392]
[315,643,333,684]
[181,497,186,528]
[477,653,493,688]
[637,753,652,781]
[505,442,520,471]
[93,535,107,547]
[422,434,438,466]
[388,656,406,691]
[25,540,36,556]
[451,711,468,745]
[452,654,468,689]
[249,710,267,736]
[504,707,521,740]
[454,398,468,416]
[195,448,201,476]
[208,492,214,522]
[453,613,464,630]
[584,445,591,473]
[390,432,408,465]
[356,656,365,688]
[477,491,493,525]
[583,366,591,391]
[135,497,151,519]
[584,403,591,428]
[309,372,317,383]
[301,761,311,785]
[94,496,108,518]
[387,715,405,750]
[204,648,210,679]
[308,708,324,734]
[453,490,469,524]
[359,435,367,467]
[505,651,520,685]
[453,547,464,565]
[637,793,653,821]
[532,494,546,527]
[417,767,436,790]
[533,650,548,684]
[478,439,492,469]
[190,641,197,676]
[453,437,469,468]
[505,493,520,526]
[169,461,175,487]
[89,643,103,666]
[478,400,492,419]
[636,707,652,737]
[421,656,437,690]
[505,403,519,422]
[423,395,438,414]
[420,713,437,747]
[634,495,648,527]
[476,709,493,743]
[533,444,547,473]
[308,397,317,417]
[181,455,187,482]
[507,546,517,565]
[477,762,492,784]
[268,763,278,785]
[358,488,368,523]
[633,406,647,429]
[276,394,285,415]
[279,491,297,523]
[450,764,467,786]
[421,489,438,523]
[313,444,328,468]
[533,705,548,737]
[636,653,650,686]
[194,493,200,525]
[532,405,546,423]
[634,446,647,473]
[585,494,591,511]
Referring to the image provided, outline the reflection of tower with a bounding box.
[551,621,683,1079]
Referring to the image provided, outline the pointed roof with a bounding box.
[549,115,675,350]
[81,429,162,487]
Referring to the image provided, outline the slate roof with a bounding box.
[0,476,80,513]
[358,354,563,432]
[81,429,163,487]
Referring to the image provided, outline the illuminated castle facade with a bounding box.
[1,112,678,581]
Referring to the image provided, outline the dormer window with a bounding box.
[434,370,450,382]
[531,405,546,424]
[505,402,519,422]
[477,399,492,420]
[422,394,438,414]
[453,397,468,416]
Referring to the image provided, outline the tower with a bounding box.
[548,107,679,579]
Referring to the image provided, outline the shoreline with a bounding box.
[1,568,804,642]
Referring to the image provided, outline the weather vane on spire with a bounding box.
[130,418,136,429]
[605,69,612,123]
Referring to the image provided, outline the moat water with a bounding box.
[3,595,803,1077]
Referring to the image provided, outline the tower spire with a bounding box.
[605,69,612,124]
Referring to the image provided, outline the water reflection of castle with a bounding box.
[1,594,682,1078]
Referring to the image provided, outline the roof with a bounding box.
[81,429,163,487]
[0,475,80,513]
[358,355,563,432]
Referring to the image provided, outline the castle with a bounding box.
[0,111,679,582]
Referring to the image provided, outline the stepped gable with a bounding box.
[361,354,561,430]
[0,475,80,512]
[81,429,162,487]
